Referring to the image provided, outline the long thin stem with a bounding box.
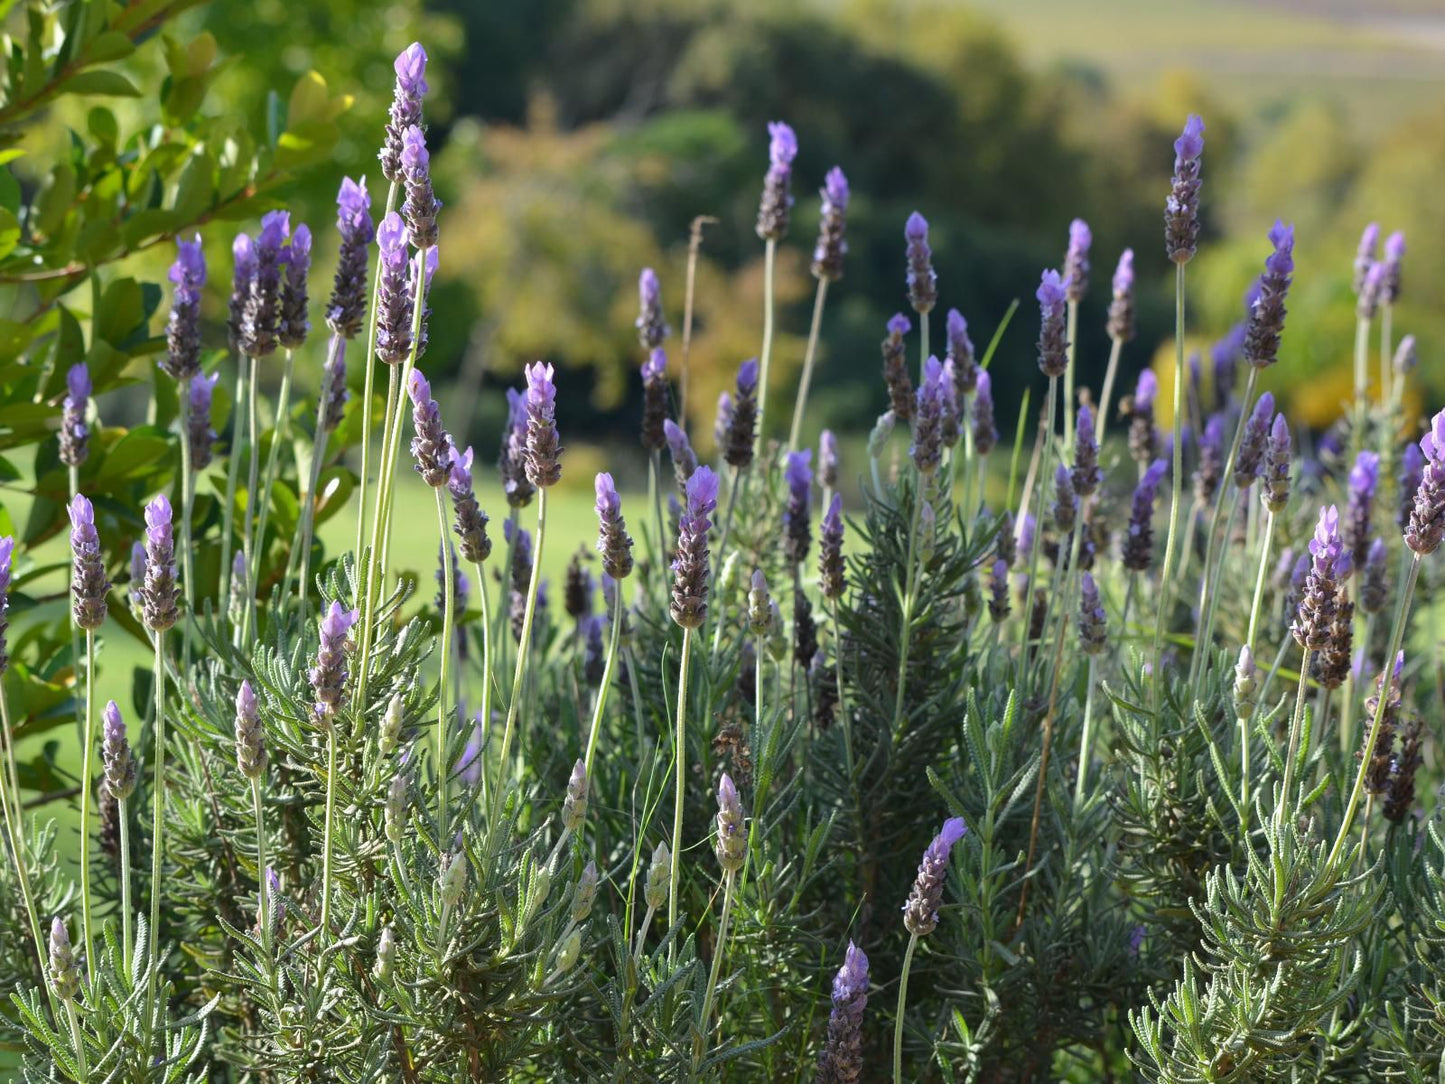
[78,630,96,986]
[251,777,268,946]
[319,726,338,939]
[1074,654,1098,805]
[1379,304,1393,408]
[690,869,737,1078]
[1095,337,1124,446]
[178,390,196,669]
[1278,651,1312,826]
[1246,509,1277,654]
[355,363,401,709]
[355,181,401,559]
[63,1000,88,1082]
[1015,377,1058,696]
[1152,263,1188,705]
[119,794,132,979]
[247,348,296,640]
[888,487,925,743]
[1340,612,1374,759]
[473,560,494,806]
[583,584,624,774]
[787,278,830,451]
[1063,300,1078,451]
[145,629,167,1021]
[1352,315,1371,454]
[680,216,715,425]
[754,239,777,455]
[1191,484,1244,689]
[668,625,695,943]
[1327,554,1421,871]
[218,356,246,624]
[238,356,260,645]
[289,334,341,606]
[894,932,919,1084]
[433,487,456,841]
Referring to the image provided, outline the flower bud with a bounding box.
[562,759,588,832]
[572,860,598,924]
[644,841,670,912]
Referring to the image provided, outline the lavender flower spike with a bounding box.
[911,356,946,476]
[1381,230,1405,304]
[239,212,288,359]
[1399,441,1424,533]
[1406,408,1445,556]
[163,234,206,380]
[448,445,491,565]
[882,313,915,421]
[59,362,91,468]
[69,494,109,630]
[819,493,845,600]
[1052,464,1077,535]
[1243,221,1294,369]
[1078,572,1107,654]
[1261,413,1292,514]
[946,308,978,393]
[0,535,12,675]
[636,268,669,350]
[49,917,79,1002]
[235,679,265,779]
[1232,391,1274,489]
[972,369,997,456]
[374,212,413,365]
[401,124,441,249]
[987,558,1010,623]
[1122,459,1168,571]
[811,166,850,282]
[1072,403,1101,497]
[1107,249,1136,343]
[1165,114,1205,264]
[1345,451,1379,569]
[664,418,697,488]
[1353,222,1379,296]
[228,233,256,352]
[381,43,428,183]
[327,176,374,338]
[407,369,451,487]
[670,466,719,629]
[816,941,868,1084]
[321,339,349,433]
[715,772,746,873]
[724,358,759,469]
[640,348,669,452]
[562,759,588,832]
[102,701,137,800]
[1036,269,1068,378]
[902,816,967,936]
[500,388,535,508]
[595,472,634,581]
[1293,505,1344,650]
[756,121,797,242]
[309,601,360,728]
[523,361,562,488]
[278,223,312,349]
[187,371,220,470]
[819,429,840,490]
[904,212,937,314]
[141,494,178,632]
[1063,218,1091,303]
[783,450,813,566]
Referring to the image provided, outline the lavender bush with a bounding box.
[1,28,1444,1084]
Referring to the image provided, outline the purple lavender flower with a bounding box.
[234,679,265,779]
[407,369,451,487]
[664,418,696,489]
[640,348,669,452]
[783,450,813,565]
[1036,269,1068,378]
[1394,334,1417,377]
[1381,230,1405,304]
[141,495,177,632]
[1072,403,1101,497]
[819,429,839,490]
[375,212,414,365]
[309,601,360,728]
[714,391,733,450]
[0,535,11,674]
[1122,459,1168,572]
[327,176,374,338]
[187,371,220,470]
[130,542,147,617]
[447,445,491,565]
[523,361,562,488]
[1193,413,1225,503]
[1078,572,1106,654]
[987,557,1010,623]
[911,356,946,476]
[500,387,535,508]
[58,362,90,468]
[101,700,136,800]
[228,233,257,352]
[723,358,759,469]
[946,308,977,394]
[1243,221,1294,369]
[816,941,868,1084]
[633,266,671,351]
[1016,512,1037,567]
[1063,218,1091,303]
[277,223,311,349]
[240,212,288,359]
[68,495,109,631]
[670,466,719,629]
[320,339,349,433]
[1232,391,1274,488]
[1212,323,1245,409]
[381,43,428,184]
[1406,408,1445,556]
[1261,413,1291,514]
[1360,537,1388,616]
[902,817,967,936]
[1107,248,1136,342]
[756,121,797,242]
[1400,442,1424,534]
[1165,114,1205,264]
[401,126,442,249]
[904,212,937,315]
[407,245,439,360]
[1353,222,1379,296]
[1293,505,1345,650]
[1358,258,1386,321]
[1345,451,1379,570]
[1052,463,1077,535]
[972,369,997,456]
[594,472,634,581]
[164,234,206,380]
[582,614,606,687]
[811,166,850,282]
[882,313,914,420]
[49,917,78,1002]
[715,771,746,873]
[939,359,961,449]
[819,493,845,600]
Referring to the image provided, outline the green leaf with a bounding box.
[63,69,141,98]
[94,277,144,346]
[92,426,172,487]
[171,149,214,222]
[0,206,18,260]
[86,106,117,146]
[84,31,136,65]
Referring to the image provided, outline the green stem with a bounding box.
[218,355,246,624]
[1278,652,1312,825]
[474,559,494,807]
[1352,315,1371,453]
[251,777,268,946]
[1327,554,1421,871]
[1095,337,1123,447]
[247,348,295,639]
[178,389,196,670]
[1192,484,1245,689]
[1063,300,1078,451]
[889,487,925,743]
[583,584,625,775]
[669,625,695,943]
[690,869,737,1078]
[78,630,96,987]
[319,727,338,939]
[1245,509,1276,655]
[119,794,132,979]
[894,932,919,1084]
[0,685,49,1013]
[1152,263,1187,706]
[355,181,400,559]
[1341,612,1374,759]
[434,487,456,842]
[787,278,830,451]
[1380,304,1393,407]
[355,363,400,711]
[288,334,340,606]
[238,356,260,646]
[1074,654,1097,805]
[64,999,88,1081]
[754,239,777,455]
[145,629,167,1023]
[1015,377,1058,696]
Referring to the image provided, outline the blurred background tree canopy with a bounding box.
[18,0,1445,466]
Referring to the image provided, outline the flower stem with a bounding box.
[1191,484,1245,690]
[238,356,260,646]
[1074,654,1098,805]
[118,793,132,978]
[355,363,400,709]
[78,629,96,987]
[355,180,400,559]
[787,278,830,451]
[218,355,246,623]
[668,625,695,946]
[145,629,167,1022]
[583,584,624,775]
[889,486,925,744]
[690,869,737,1078]
[1246,509,1276,655]
[251,777,268,947]
[63,999,88,1081]
[1063,299,1078,450]
[1095,337,1123,446]
[1152,263,1188,706]
[754,239,777,455]
[894,932,919,1084]
[1015,376,1058,696]
[319,726,338,940]
[1352,315,1371,454]
[0,685,48,1009]
[1279,651,1313,826]
[247,348,296,639]
[1379,304,1393,407]
[178,389,196,671]
[433,486,456,841]
[473,559,494,807]
[288,334,341,607]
